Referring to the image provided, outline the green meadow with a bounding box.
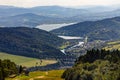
[6,70,65,80]
[0,52,57,67]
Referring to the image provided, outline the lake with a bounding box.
[58,36,83,40]
[36,23,76,31]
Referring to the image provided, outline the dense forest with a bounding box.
[0,27,66,59]
[0,59,18,80]
[62,49,120,80]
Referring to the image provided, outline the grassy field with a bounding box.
[6,70,65,80]
[0,52,57,67]
[103,40,120,50]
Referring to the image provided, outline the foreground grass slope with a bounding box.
[6,70,64,80]
[0,52,57,67]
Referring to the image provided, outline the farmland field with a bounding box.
[0,52,57,67]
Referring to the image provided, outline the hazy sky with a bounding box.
[0,0,120,7]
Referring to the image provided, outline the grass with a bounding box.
[6,70,65,80]
[103,40,120,50]
[0,52,57,67]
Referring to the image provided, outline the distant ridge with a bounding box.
[51,16,120,41]
[0,13,65,27]
[0,5,120,27]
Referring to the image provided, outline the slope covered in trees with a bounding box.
[0,27,65,59]
[51,17,120,41]
[62,49,120,80]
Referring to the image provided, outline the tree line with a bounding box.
[76,49,120,63]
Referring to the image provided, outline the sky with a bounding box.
[0,0,120,8]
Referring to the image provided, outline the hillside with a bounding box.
[0,27,65,59]
[51,17,120,41]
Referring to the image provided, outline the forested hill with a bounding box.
[0,27,65,59]
[62,49,120,80]
[51,17,120,41]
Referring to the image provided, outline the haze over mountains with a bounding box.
[0,5,120,28]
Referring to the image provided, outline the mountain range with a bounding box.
[51,16,120,41]
[0,5,120,27]
[0,13,65,27]
[0,5,87,18]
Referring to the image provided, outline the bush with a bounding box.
[0,59,18,80]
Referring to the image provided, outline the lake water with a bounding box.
[58,36,83,40]
[36,23,76,31]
